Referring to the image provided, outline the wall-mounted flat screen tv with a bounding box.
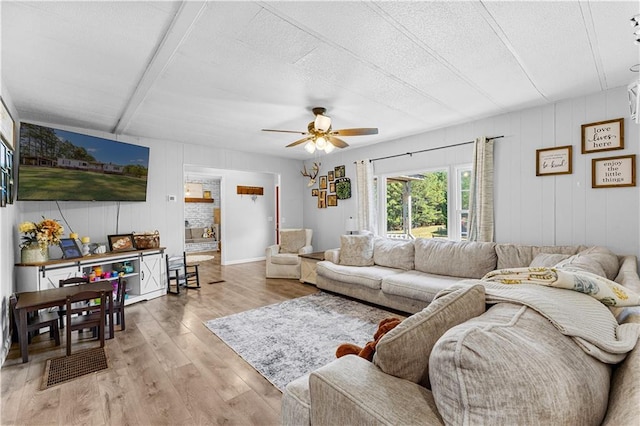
[17,123,150,201]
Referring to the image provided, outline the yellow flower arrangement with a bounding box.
[18,217,64,250]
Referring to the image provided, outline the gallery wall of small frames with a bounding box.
[311,164,351,208]
[535,117,635,189]
[0,98,15,207]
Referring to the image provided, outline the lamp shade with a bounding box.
[305,141,317,153]
[345,216,357,233]
[324,142,335,153]
[314,114,331,132]
[316,136,327,150]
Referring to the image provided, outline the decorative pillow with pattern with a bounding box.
[339,234,375,266]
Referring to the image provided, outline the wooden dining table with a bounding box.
[15,280,114,363]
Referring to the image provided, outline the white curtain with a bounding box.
[468,137,495,242]
[355,159,376,234]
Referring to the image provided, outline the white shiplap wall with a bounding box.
[304,85,640,260]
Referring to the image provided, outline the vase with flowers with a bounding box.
[18,217,64,263]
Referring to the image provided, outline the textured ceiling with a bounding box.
[2,1,639,160]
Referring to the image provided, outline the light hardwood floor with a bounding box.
[1,252,318,425]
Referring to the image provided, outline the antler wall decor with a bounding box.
[301,162,321,187]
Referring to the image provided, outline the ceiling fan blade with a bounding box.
[328,135,349,148]
[286,135,314,148]
[262,129,308,135]
[332,128,378,136]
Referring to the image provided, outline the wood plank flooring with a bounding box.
[1,252,318,425]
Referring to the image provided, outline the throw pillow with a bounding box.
[279,230,307,253]
[339,234,375,266]
[529,253,571,268]
[556,246,620,280]
[373,238,415,270]
[373,284,486,388]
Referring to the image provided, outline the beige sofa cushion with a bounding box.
[495,244,586,269]
[374,284,485,389]
[339,234,375,266]
[381,271,461,303]
[280,229,307,253]
[430,303,611,426]
[556,246,620,280]
[373,238,415,270]
[529,252,571,267]
[414,239,497,279]
[316,262,400,290]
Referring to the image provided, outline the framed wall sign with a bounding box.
[592,155,636,188]
[581,118,624,154]
[0,98,14,150]
[536,145,572,176]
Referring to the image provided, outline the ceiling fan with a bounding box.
[262,107,378,153]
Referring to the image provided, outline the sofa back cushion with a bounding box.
[373,284,485,388]
[495,244,586,269]
[429,303,611,426]
[414,239,497,279]
[555,246,620,280]
[529,253,571,268]
[373,238,415,270]
[339,234,375,266]
[280,229,307,253]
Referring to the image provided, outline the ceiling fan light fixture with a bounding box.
[314,114,331,132]
[316,136,327,150]
[324,142,335,153]
[304,141,316,154]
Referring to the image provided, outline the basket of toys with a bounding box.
[133,230,160,249]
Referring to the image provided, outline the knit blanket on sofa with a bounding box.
[447,279,640,364]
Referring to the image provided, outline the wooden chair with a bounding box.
[65,290,106,356]
[58,276,90,328]
[110,277,126,331]
[183,252,201,289]
[166,252,200,294]
[10,294,61,347]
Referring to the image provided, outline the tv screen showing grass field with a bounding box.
[17,123,150,201]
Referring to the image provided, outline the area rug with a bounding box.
[186,254,215,263]
[41,347,108,390]
[204,292,399,391]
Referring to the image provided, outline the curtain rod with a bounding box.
[355,135,504,163]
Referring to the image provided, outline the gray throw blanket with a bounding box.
[442,280,640,364]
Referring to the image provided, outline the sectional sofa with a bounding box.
[282,235,640,425]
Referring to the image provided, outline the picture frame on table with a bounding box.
[592,155,636,189]
[59,238,83,259]
[536,145,572,176]
[581,118,624,154]
[107,234,136,252]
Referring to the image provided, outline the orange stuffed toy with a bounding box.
[336,317,402,361]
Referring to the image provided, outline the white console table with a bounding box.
[15,247,166,306]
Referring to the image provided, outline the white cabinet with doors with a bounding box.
[15,248,166,305]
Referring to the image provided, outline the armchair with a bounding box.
[266,229,313,279]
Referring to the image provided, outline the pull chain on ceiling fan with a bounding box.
[262,107,378,153]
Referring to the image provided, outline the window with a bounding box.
[381,164,470,241]
[384,170,448,239]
